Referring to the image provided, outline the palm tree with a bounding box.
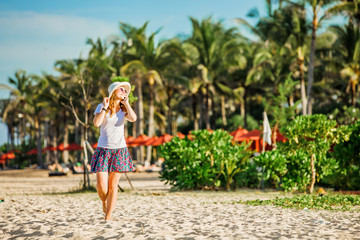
[301,0,335,114]
[328,0,360,25]
[187,17,240,129]
[1,70,31,146]
[330,22,360,106]
[120,22,180,165]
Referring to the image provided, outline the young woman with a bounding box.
[91,81,137,221]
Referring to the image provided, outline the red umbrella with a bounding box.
[42,145,57,152]
[235,129,261,141]
[0,151,16,160]
[26,148,38,155]
[187,133,194,140]
[235,129,262,152]
[151,134,173,146]
[177,132,185,139]
[125,136,135,144]
[231,127,249,141]
[64,143,83,151]
[143,136,159,146]
[57,143,66,151]
[130,134,150,147]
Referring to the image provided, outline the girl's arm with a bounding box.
[93,98,110,127]
[121,97,137,122]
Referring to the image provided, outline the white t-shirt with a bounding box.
[94,103,127,149]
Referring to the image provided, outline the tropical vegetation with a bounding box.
[0,0,359,192]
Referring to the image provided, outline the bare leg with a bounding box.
[96,172,109,214]
[105,172,121,220]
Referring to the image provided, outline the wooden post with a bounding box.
[309,154,316,194]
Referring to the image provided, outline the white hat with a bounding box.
[108,82,131,98]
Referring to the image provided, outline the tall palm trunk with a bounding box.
[298,56,307,115]
[300,71,307,115]
[44,120,50,166]
[243,89,248,129]
[135,78,144,164]
[52,129,58,165]
[167,88,173,134]
[205,84,210,129]
[221,95,227,126]
[352,82,356,107]
[192,93,199,130]
[35,116,43,167]
[146,82,155,165]
[63,114,69,164]
[307,13,318,115]
[75,119,80,164]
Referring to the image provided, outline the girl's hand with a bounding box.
[103,97,110,109]
[120,97,129,105]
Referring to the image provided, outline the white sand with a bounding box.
[0,169,359,239]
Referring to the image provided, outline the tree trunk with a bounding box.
[63,113,69,164]
[131,122,136,160]
[167,88,173,134]
[309,153,316,194]
[52,129,58,165]
[192,94,199,130]
[243,89,247,129]
[84,99,90,190]
[75,119,81,164]
[307,15,317,115]
[146,83,155,166]
[136,78,144,164]
[221,95,227,127]
[289,94,294,107]
[172,112,177,134]
[44,120,50,166]
[205,84,210,129]
[352,82,356,107]
[300,64,307,115]
[10,117,15,149]
[19,116,25,145]
[35,117,43,167]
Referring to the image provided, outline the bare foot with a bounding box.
[102,201,107,214]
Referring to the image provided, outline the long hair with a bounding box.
[106,94,127,117]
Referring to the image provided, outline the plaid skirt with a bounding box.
[90,147,134,173]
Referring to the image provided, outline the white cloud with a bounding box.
[0,11,118,84]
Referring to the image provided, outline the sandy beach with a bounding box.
[0,169,359,240]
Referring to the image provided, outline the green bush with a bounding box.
[326,121,360,190]
[159,129,253,190]
[253,150,287,188]
[254,114,345,192]
[233,161,259,188]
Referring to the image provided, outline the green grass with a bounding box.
[234,194,360,211]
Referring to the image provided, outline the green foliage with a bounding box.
[219,114,259,132]
[280,114,340,191]
[264,74,300,127]
[233,161,259,188]
[329,106,360,125]
[159,129,253,190]
[238,194,360,211]
[327,121,360,190]
[111,76,130,82]
[253,150,287,188]
[254,114,343,192]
